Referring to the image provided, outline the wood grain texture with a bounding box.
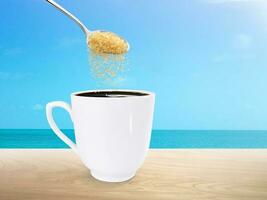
[1,149,267,200]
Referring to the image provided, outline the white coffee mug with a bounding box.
[46,89,155,182]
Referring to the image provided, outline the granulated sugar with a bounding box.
[88,31,128,54]
[87,31,129,84]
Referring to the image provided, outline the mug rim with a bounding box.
[71,89,155,98]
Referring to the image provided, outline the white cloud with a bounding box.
[211,34,253,63]
[0,72,9,80]
[58,37,83,48]
[233,34,252,49]
[2,48,23,56]
[19,105,26,109]
[33,104,43,111]
[0,71,33,81]
[212,54,231,63]
[206,0,263,3]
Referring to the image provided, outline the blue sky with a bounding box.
[1,0,267,129]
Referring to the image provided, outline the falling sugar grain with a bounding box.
[88,51,129,85]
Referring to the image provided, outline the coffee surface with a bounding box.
[76,91,148,98]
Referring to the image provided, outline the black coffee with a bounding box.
[76,91,149,98]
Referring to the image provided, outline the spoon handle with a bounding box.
[46,0,90,35]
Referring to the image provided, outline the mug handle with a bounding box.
[46,101,78,154]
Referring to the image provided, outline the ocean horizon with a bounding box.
[1,129,267,148]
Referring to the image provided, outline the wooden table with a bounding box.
[1,149,267,200]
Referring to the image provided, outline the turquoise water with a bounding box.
[1,129,267,148]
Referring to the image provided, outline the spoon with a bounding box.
[46,0,130,54]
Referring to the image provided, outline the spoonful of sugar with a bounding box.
[46,0,129,54]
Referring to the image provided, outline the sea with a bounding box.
[1,129,267,148]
